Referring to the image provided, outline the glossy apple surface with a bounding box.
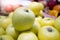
[38,26,60,40]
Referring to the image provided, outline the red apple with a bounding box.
[4,5,14,13]
[1,0,23,14]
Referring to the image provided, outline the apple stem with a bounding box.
[26,10,29,12]
[47,28,53,32]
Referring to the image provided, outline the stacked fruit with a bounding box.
[0,1,60,40]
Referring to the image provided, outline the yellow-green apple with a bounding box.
[0,35,14,40]
[38,26,60,40]
[31,18,41,34]
[28,2,44,16]
[8,12,14,18]
[8,12,13,23]
[17,32,38,40]
[2,18,12,29]
[12,7,35,31]
[0,16,7,26]
[54,16,60,31]
[6,24,19,39]
[35,16,42,24]
[40,17,55,26]
[0,16,6,19]
[0,27,5,35]
[39,10,44,17]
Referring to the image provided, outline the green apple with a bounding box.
[31,18,41,34]
[2,18,12,29]
[38,26,60,40]
[54,16,60,31]
[28,2,44,16]
[0,35,14,40]
[6,24,19,39]
[12,7,35,31]
[40,17,55,26]
[0,27,5,35]
[17,32,38,40]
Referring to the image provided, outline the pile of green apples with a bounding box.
[0,2,60,40]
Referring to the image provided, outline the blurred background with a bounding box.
[0,0,60,16]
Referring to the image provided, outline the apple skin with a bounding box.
[35,16,42,24]
[17,32,38,40]
[0,16,7,26]
[8,12,14,18]
[38,26,60,40]
[39,10,44,17]
[40,17,55,26]
[54,16,60,32]
[31,18,41,34]
[0,27,5,35]
[0,35,14,40]
[12,7,35,31]
[2,18,12,30]
[6,24,19,39]
[0,16,6,20]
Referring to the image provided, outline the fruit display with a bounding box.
[0,0,60,40]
